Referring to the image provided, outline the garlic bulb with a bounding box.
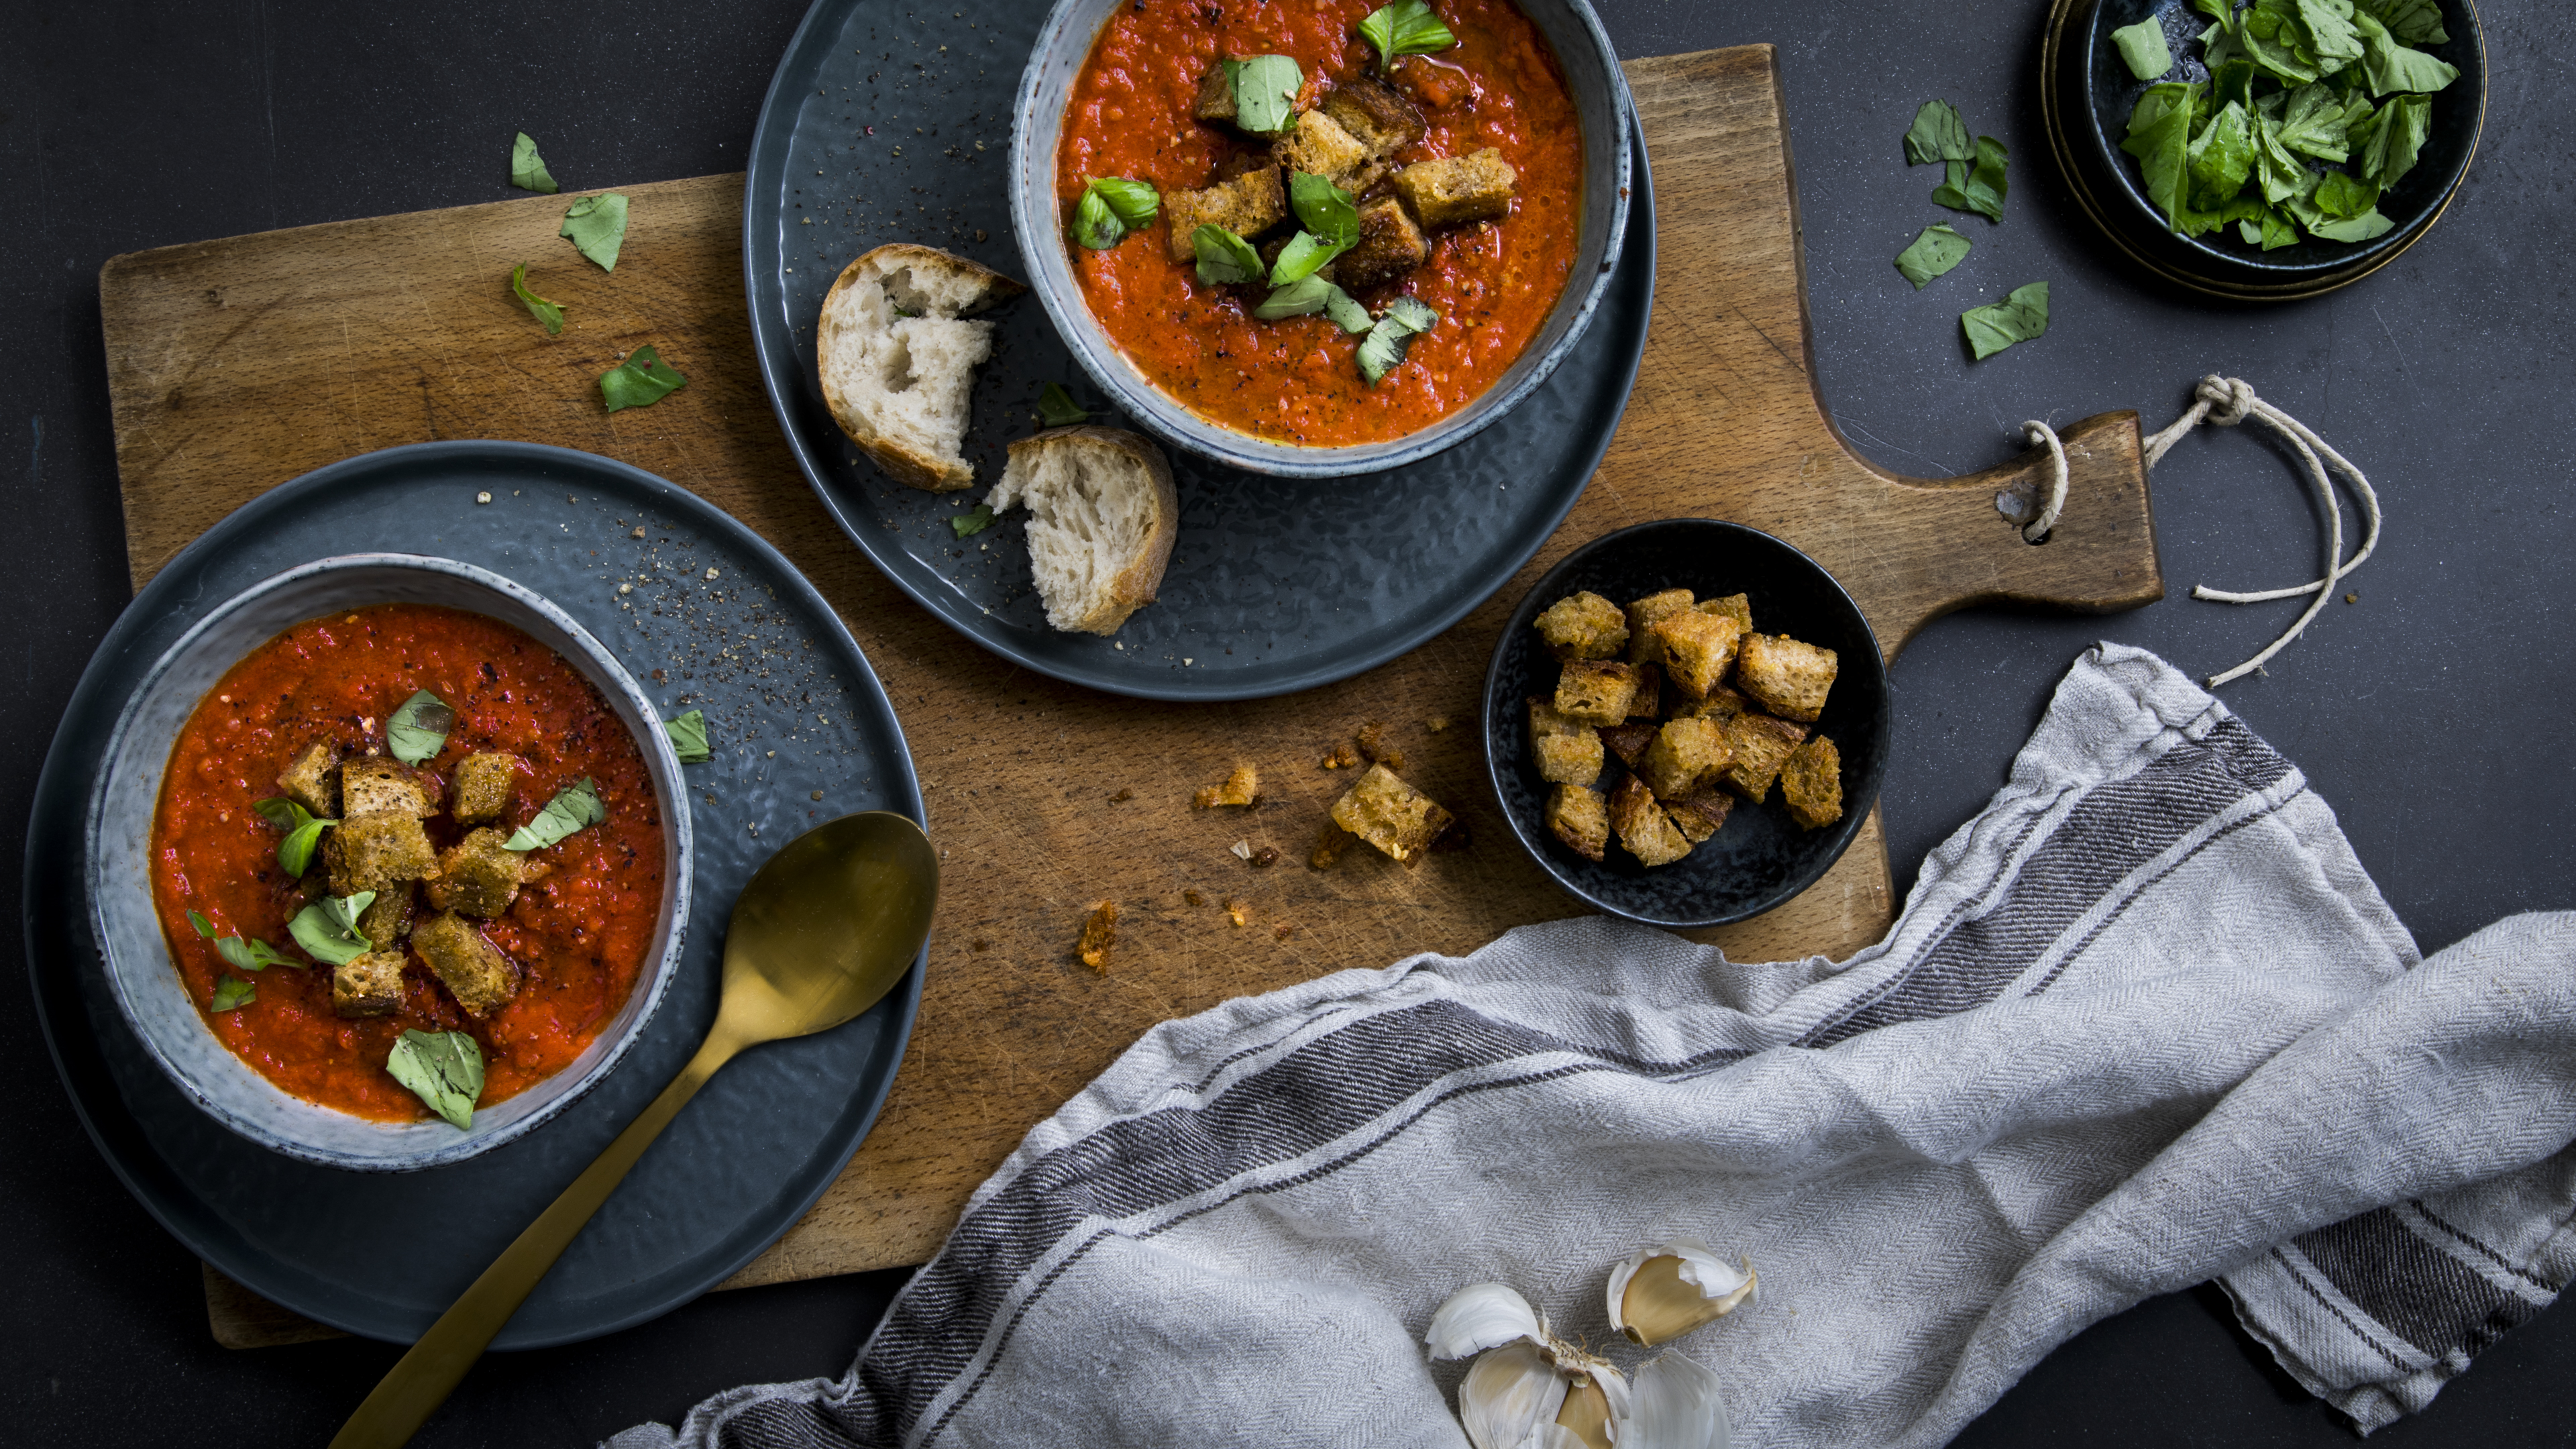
[1605,1242,1756,1348]
[1430,1280,1731,1449]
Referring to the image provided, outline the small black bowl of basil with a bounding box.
[2041,0,2486,301]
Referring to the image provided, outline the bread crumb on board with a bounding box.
[1320,741,1362,770]
[1076,901,1118,973]
[1224,899,1251,927]
[1356,722,1405,771]
[1194,763,1260,808]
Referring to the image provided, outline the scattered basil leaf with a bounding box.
[1324,288,1374,334]
[1357,297,1438,383]
[950,504,996,539]
[1894,224,1974,289]
[559,193,631,271]
[2352,9,2457,95]
[288,891,378,967]
[1225,56,1303,135]
[665,709,712,763]
[2212,56,2258,110]
[251,796,339,877]
[2307,207,2395,241]
[1961,282,2050,361]
[2121,82,2203,230]
[190,910,301,971]
[2112,18,2175,79]
[2272,80,2360,161]
[1358,0,1456,74]
[1037,381,1089,427]
[2359,92,2430,187]
[1192,225,1266,286]
[511,132,559,194]
[2359,0,2447,47]
[509,264,566,335]
[504,777,607,851]
[1269,231,1349,286]
[600,345,688,413]
[386,689,457,765]
[1931,135,2010,222]
[1287,170,1360,246]
[386,1029,485,1129]
[2312,168,2382,218]
[210,975,258,1012]
[1902,100,1974,166]
[2187,101,2259,210]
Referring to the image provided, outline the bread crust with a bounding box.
[817,244,1026,492]
[998,426,1180,635]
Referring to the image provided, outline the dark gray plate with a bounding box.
[25,441,926,1348]
[1483,521,1890,929]
[742,0,1654,701]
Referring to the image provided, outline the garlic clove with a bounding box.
[1457,1339,1570,1449]
[1617,1353,1732,1449]
[1428,1281,1548,1360]
[1532,1429,1592,1449]
[1607,1242,1756,1347]
[1551,1359,1632,1449]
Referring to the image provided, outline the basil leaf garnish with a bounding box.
[1191,225,1265,286]
[1225,56,1302,135]
[1071,187,1121,249]
[510,131,559,194]
[1358,1,1456,74]
[1903,99,1974,166]
[1038,382,1089,427]
[1894,224,1973,288]
[559,193,630,271]
[288,890,378,967]
[504,777,607,851]
[600,345,688,413]
[950,504,996,539]
[210,975,258,1012]
[387,690,457,765]
[1960,281,2051,361]
[1267,231,1348,286]
[1324,288,1374,334]
[250,796,338,877]
[386,1029,484,1129]
[190,909,301,971]
[510,264,566,335]
[665,709,712,763]
[1287,171,1359,246]
[1357,297,1439,383]
[1070,177,1159,249]
[1254,274,1338,319]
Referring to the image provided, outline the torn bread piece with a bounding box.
[987,426,1179,635]
[1330,763,1453,863]
[1546,784,1609,862]
[1780,735,1845,830]
[818,244,1027,492]
[1607,775,1690,867]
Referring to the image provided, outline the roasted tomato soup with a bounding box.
[148,604,665,1123]
[1058,0,1584,445]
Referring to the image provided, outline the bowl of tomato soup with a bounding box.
[1011,0,1632,477]
[86,555,691,1172]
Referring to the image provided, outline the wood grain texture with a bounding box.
[97,46,2158,1346]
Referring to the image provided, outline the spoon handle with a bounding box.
[329,1028,749,1449]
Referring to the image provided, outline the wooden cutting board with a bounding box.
[98,45,2159,1348]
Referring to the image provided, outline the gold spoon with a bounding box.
[330,810,940,1449]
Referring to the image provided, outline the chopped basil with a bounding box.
[2353,9,2457,95]
[2121,83,2200,231]
[1289,171,1360,245]
[600,345,687,413]
[1254,274,1339,319]
[1931,135,2010,223]
[1902,100,1974,166]
[2188,101,2259,210]
[1038,381,1089,427]
[2112,17,2174,79]
[1268,231,1347,286]
[509,264,565,335]
[386,1029,484,1129]
[1071,176,1160,249]
[1960,282,2050,361]
[189,909,301,972]
[1225,56,1302,136]
[2361,0,2447,46]
[951,504,996,538]
[386,689,457,765]
[510,132,559,194]
[210,975,258,1012]
[1358,296,1438,383]
[250,796,339,878]
[1324,288,1374,334]
[1358,0,1456,74]
[287,891,378,967]
[559,193,630,271]
[1894,224,1973,288]
[665,708,712,763]
[1192,224,1265,285]
[504,777,606,851]
[2359,92,2430,186]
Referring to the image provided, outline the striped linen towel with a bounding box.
[614,643,2576,1448]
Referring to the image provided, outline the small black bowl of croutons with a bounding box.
[1483,519,1888,929]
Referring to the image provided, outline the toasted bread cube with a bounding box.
[358,882,415,951]
[450,752,519,825]
[332,950,407,1018]
[1737,633,1839,722]
[1534,591,1629,660]
[1638,717,1735,800]
[1628,663,1666,720]
[1193,64,1240,124]
[1393,148,1516,228]
[1554,660,1640,725]
[427,828,525,918]
[1321,74,1427,158]
[411,910,517,1017]
[1337,197,1430,288]
[1780,736,1845,830]
[1599,720,1657,767]
[1194,763,1261,808]
[1077,901,1117,973]
[276,743,339,820]
[1529,697,1590,741]
[1653,610,1744,699]
[1608,775,1691,868]
[1666,791,1735,844]
[1546,784,1609,862]
[1674,684,1753,724]
[1625,589,1695,666]
[323,812,441,898]
[1534,729,1603,787]
[1717,713,1810,802]
[1164,166,1289,262]
[1273,108,1377,189]
[1699,593,1754,632]
[341,759,440,818]
[1329,763,1454,863]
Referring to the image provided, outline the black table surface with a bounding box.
[5,0,2570,1444]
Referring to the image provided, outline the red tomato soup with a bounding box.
[148,604,666,1122]
[1057,0,1585,445]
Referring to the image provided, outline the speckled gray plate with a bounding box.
[26,441,926,1348]
[743,0,1654,701]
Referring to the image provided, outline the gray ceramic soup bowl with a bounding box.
[85,555,693,1173]
[1010,0,1633,478]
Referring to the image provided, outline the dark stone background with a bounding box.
[4,0,2569,1442]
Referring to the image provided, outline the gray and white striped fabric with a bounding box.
[614,644,2576,1448]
